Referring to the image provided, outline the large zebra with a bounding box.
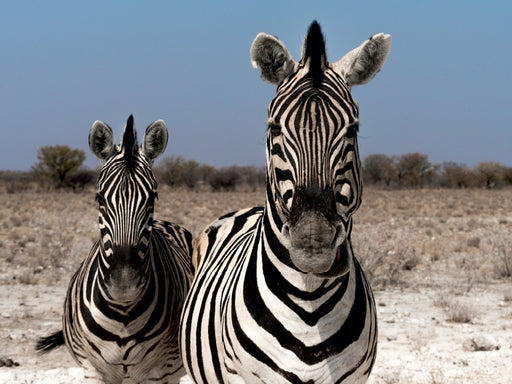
[180,22,391,384]
[37,116,193,384]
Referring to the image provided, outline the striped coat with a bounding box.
[37,116,192,384]
[180,22,391,383]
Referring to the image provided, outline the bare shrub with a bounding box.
[66,168,95,191]
[18,269,37,285]
[207,167,242,191]
[362,154,398,186]
[502,166,512,185]
[233,166,265,191]
[356,237,416,289]
[156,156,215,189]
[1,171,34,193]
[437,162,476,188]
[434,297,478,323]
[492,239,512,279]
[395,152,437,187]
[467,237,481,248]
[476,161,505,188]
[429,369,447,384]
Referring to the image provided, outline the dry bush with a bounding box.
[207,167,242,191]
[155,157,265,192]
[1,171,34,194]
[354,228,419,289]
[353,188,512,289]
[492,238,512,279]
[362,154,398,186]
[434,297,479,323]
[156,156,215,189]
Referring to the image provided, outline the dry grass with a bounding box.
[353,188,512,289]
[1,186,512,384]
[433,297,479,323]
[0,187,511,292]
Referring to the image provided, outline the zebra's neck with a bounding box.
[244,205,355,331]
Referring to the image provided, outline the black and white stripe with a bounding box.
[37,116,192,384]
[180,22,391,383]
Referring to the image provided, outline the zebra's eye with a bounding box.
[345,125,358,139]
[268,123,282,137]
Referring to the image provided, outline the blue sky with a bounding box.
[1,1,511,171]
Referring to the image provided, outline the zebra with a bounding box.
[36,115,193,384]
[180,21,391,384]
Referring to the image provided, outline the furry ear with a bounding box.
[89,121,115,161]
[333,33,391,86]
[142,120,168,162]
[250,33,297,85]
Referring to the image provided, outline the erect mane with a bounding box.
[303,21,327,87]
[120,115,138,168]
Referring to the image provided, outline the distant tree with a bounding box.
[32,145,86,188]
[362,154,398,186]
[438,162,475,188]
[502,167,512,186]
[207,167,242,191]
[476,161,504,188]
[395,152,436,187]
[156,156,215,189]
[66,168,96,191]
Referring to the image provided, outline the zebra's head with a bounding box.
[251,22,390,277]
[89,115,168,299]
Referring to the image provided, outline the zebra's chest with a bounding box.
[76,324,179,383]
[218,258,375,384]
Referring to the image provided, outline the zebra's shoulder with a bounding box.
[153,219,193,255]
[208,206,264,233]
[192,206,263,271]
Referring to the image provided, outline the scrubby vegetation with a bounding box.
[4,147,512,194]
[363,153,512,189]
[1,183,511,383]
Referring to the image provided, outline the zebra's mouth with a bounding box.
[316,241,351,278]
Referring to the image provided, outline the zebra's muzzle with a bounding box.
[281,210,347,275]
[105,245,145,301]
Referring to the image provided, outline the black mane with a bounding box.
[121,115,137,168]
[304,21,327,87]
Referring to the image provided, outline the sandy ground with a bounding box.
[1,280,511,383]
[1,188,511,383]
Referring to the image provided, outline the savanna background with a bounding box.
[1,155,511,383]
[1,1,511,383]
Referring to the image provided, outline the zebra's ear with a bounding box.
[89,121,115,161]
[250,33,297,85]
[333,33,391,86]
[142,120,168,163]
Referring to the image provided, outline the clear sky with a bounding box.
[1,1,511,171]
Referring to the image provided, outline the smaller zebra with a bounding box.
[37,115,193,384]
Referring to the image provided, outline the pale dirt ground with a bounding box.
[1,187,511,383]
